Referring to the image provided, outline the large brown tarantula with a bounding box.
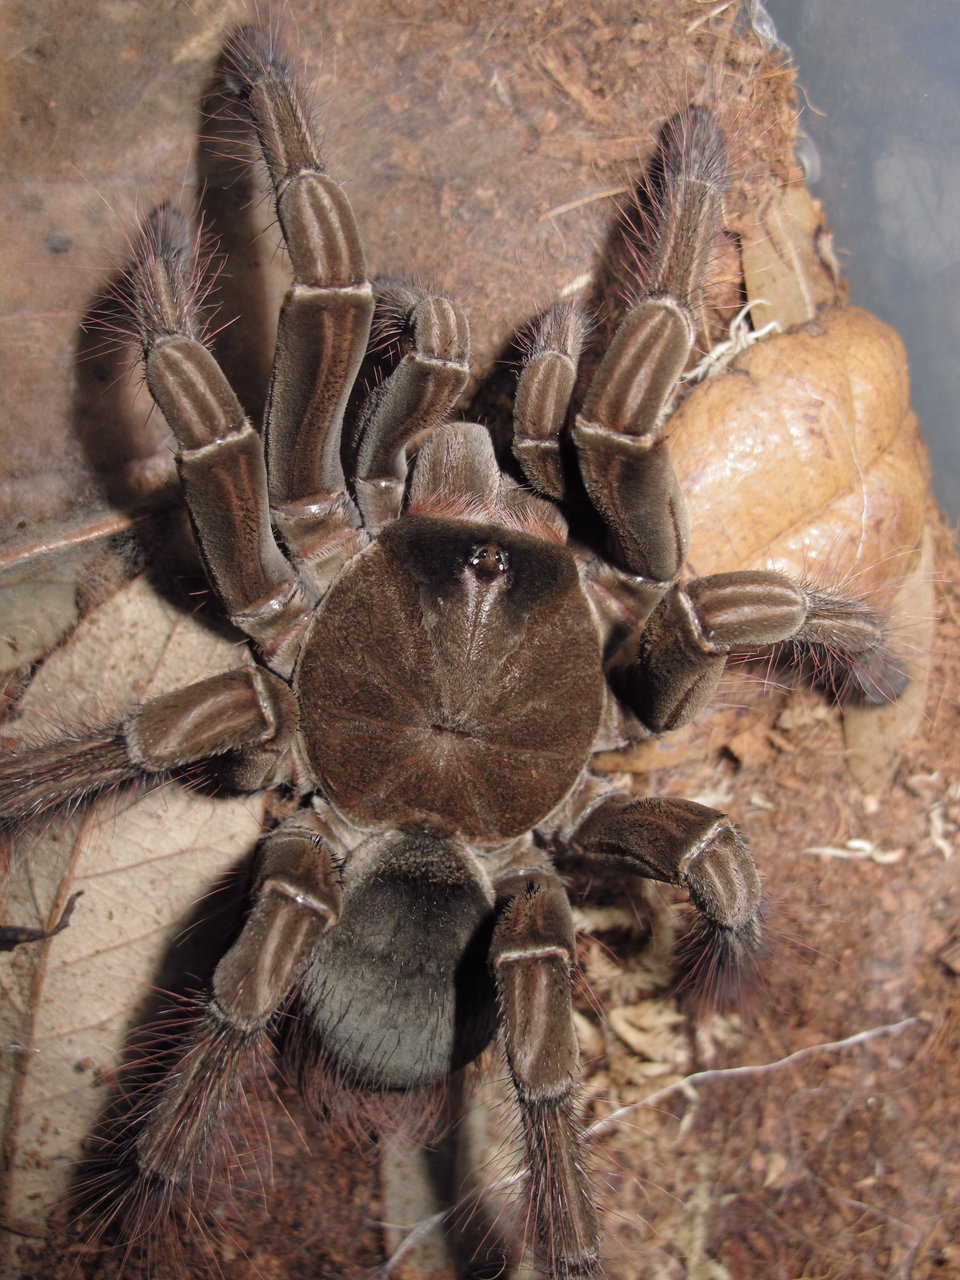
[0,25,904,1279]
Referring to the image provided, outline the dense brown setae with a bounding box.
[0,23,908,1280]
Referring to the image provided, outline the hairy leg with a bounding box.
[562,788,763,1006]
[492,869,601,1279]
[0,666,298,824]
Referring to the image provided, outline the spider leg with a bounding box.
[608,569,907,734]
[564,789,762,1004]
[514,109,725,590]
[513,302,588,502]
[134,207,310,673]
[225,27,373,595]
[131,812,340,1196]
[352,280,470,530]
[0,666,298,824]
[571,108,725,583]
[491,870,601,1280]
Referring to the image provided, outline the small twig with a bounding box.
[585,1016,923,1142]
[380,1209,450,1275]
[687,2,733,35]
[0,513,137,573]
[682,299,780,385]
[0,891,84,953]
[803,839,904,865]
[539,185,631,222]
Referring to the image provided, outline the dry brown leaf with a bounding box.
[843,527,936,788]
[0,576,265,1244]
[675,306,928,606]
[739,184,845,330]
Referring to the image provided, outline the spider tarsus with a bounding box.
[660,104,729,194]
[223,22,289,88]
[793,587,909,705]
[142,202,194,272]
[370,277,423,346]
[73,1004,273,1275]
[222,24,325,188]
[522,1094,603,1280]
[673,910,765,1013]
[67,998,272,1280]
[527,301,591,363]
[840,642,909,705]
[646,105,728,310]
[673,818,765,1010]
[129,202,206,347]
[75,1155,218,1279]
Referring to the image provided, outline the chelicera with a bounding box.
[0,24,904,1278]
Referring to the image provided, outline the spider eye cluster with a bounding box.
[466,540,509,577]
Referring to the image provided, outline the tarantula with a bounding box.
[0,24,903,1279]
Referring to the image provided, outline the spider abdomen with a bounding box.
[296,515,604,841]
[301,829,498,1087]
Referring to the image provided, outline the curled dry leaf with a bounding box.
[676,305,927,604]
[0,577,265,1240]
[674,303,932,781]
